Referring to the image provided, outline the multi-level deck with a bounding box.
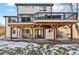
[5,12,78,40]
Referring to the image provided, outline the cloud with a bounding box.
[0,16,5,26]
[6,3,15,6]
[52,3,76,12]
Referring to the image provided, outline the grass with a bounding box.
[0,26,5,36]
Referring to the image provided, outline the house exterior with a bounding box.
[4,3,78,40]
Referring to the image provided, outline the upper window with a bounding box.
[39,7,47,11]
[9,18,17,23]
[43,7,47,11]
[21,17,31,22]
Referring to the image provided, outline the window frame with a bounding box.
[12,29,16,34]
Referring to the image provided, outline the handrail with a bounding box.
[65,14,75,19]
[35,12,78,20]
[35,12,77,14]
[8,12,78,23]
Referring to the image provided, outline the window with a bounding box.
[21,17,31,22]
[9,18,17,23]
[39,7,47,11]
[43,7,47,11]
[12,30,16,34]
[21,17,26,22]
[25,6,29,8]
[32,6,34,9]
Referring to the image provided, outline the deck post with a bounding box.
[43,28,44,39]
[20,27,23,39]
[17,28,18,39]
[56,28,57,39]
[36,28,39,39]
[35,29,37,39]
[70,25,73,41]
[53,27,57,41]
[54,28,56,41]
[32,28,33,39]
[10,27,13,40]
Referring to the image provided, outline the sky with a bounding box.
[0,3,17,26]
[0,3,78,26]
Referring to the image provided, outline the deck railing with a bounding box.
[35,12,78,20]
[8,12,78,23]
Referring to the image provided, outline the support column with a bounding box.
[20,27,23,39]
[35,28,38,39]
[43,28,44,39]
[17,28,18,39]
[10,27,13,40]
[56,28,57,39]
[32,28,33,39]
[36,28,40,39]
[70,25,73,41]
[54,28,56,41]
[53,27,57,41]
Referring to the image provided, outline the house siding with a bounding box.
[18,6,51,14]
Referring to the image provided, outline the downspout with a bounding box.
[76,3,78,20]
[51,3,52,19]
[70,3,73,12]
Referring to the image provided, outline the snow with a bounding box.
[0,40,39,49]
[0,40,79,55]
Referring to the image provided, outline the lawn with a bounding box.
[0,26,5,36]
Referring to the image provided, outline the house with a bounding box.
[4,3,78,40]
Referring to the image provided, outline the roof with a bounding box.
[15,3,54,6]
[4,16,17,17]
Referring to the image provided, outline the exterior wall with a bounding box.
[58,25,79,38]
[12,28,18,38]
[17,6,51,14]
[5,17,10,38]
[5,17,20,38]
[33,28,44,38]
[45,29,54,39]
[24,28,33,38]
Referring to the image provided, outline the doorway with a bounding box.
[35,29,44,39]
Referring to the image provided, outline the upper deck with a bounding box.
[5,12,77,23]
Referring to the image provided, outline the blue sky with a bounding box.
[0,3,78,26]
[0,3,17,25]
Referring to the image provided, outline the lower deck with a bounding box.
[7,20,78,41]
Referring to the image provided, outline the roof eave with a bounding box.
[15,3,54,6]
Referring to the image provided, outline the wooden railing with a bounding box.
[35,12,78,20]
[8,12,78,23]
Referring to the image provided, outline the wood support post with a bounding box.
[70,25,73,41]
[43,28,44,39]
[56,28,57,39]
[32,28,33,39]
[20,28,23,39]
[10,28,13,40]
[17,28,18,39]
[36,28,39,38]
[54,28,56,41]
